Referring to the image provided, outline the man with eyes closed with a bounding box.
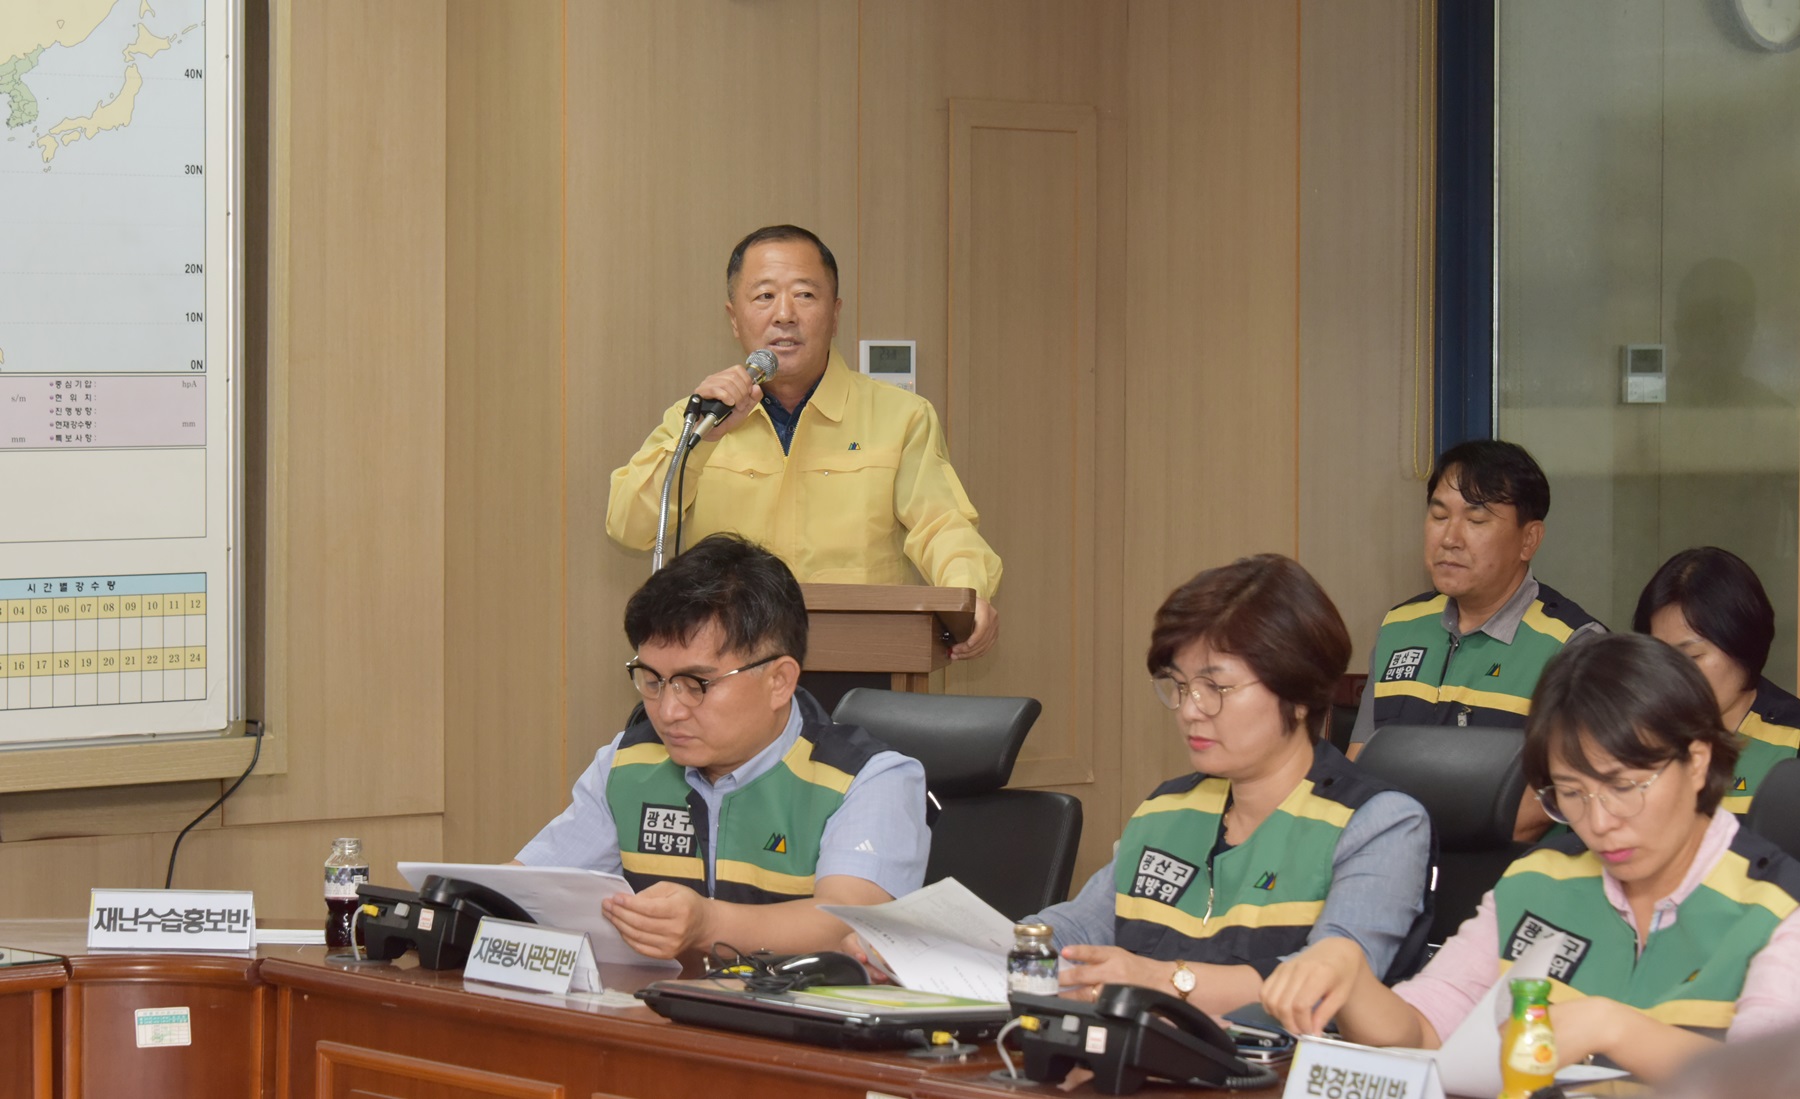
[1348,439,1603,840]
[605,224,1002,661]
[515,534,928,961]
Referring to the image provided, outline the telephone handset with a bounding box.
[356,875,535,970]
[1009,985,1281,1095]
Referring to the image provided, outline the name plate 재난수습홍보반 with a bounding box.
[87,888,256,952]
[1282,1035,1444,1099]
[462,916,601,995]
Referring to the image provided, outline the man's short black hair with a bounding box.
[726,224,839,299]
[624,534,808,665]
[1632,546,1774,689]
[1426,439,1551,524]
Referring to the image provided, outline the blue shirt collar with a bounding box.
[760,374,825,455]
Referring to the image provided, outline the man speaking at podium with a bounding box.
[517,534,929,960]
[605,225,1003,661]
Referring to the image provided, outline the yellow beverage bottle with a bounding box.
[1498,977,1556,1099]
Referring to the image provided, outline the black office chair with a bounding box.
[1327,674,1366,755]
[832,688,1083,920]
[1355,725,1530,946]
[1747,757,1800,860]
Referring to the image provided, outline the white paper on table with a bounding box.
[398,861,679,969]
[253,928,326,946]
[820,877,1014,1002]
[1408,933,1627,1097]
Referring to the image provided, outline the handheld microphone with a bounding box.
[688,349,779,442]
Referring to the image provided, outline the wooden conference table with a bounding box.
[0,919,1287,1099]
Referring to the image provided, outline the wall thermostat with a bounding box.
[1621,344,1666,404]
[859,340,916,392]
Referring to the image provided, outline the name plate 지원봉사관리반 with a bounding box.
[462,917,600,995]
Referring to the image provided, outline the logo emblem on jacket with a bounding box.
[1381,646,1428,682]
[639,804,695,857]
[1505,910,1592,983]
[1733,776,1749,792]
[1487,663,1503,677]
[1253,871,1278,891]
[764,833,788,854]
[1129,847,1198,906]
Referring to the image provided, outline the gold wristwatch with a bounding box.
[1169,959,1197,1000]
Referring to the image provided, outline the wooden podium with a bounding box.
[799,584,977,693]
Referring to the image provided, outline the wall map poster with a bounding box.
[0,0,237,745]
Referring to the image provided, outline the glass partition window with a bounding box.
[1496,0,1800,686]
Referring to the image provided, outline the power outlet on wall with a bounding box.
[1621,344,1666,404]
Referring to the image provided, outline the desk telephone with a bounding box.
[354,875,534,969]
[1009,985,1283,1095]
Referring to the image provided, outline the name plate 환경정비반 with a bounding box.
[462,917,601,995]
[88,888,256,952]
[1282,1035,1444,1099]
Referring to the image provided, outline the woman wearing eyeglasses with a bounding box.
[1262,632,1800,1083]
[1635,546,1800,815]
[1027,554,1433,1014]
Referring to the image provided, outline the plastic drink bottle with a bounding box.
[324,837,370,949]
[1498,977,1556,1099]
[1007,922,1058,996]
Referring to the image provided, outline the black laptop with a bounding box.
[637,977,1011,1051]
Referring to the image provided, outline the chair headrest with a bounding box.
[1748,757,1800,860]
[831,689,1042,796]
[1356,725,1528,851]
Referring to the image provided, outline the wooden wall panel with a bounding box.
[0,814,440,921]
[858,0,1128,893]
[443,3,567,864]
[946,100,1097,790]
[168,813,443,919]
[1297,0,1433,666]
[0,782,220,843]
[0,834,154,920]
[563,0,860,784]
[1122,0,1304,800]
[231,0,448,826]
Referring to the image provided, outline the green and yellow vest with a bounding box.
[1370,583,1595,729]
[1722,678,1800,815]
[1493,823,1800,1033]
[604,694,886,904]
[1112,742,1422,977]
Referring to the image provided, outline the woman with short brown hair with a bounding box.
[1030,554,1433,1015]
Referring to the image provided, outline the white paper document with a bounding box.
[253,928,326,946]
[820,877,1015,1002]
[398,861,679,969]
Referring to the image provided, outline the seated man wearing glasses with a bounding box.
[516,533,929,961]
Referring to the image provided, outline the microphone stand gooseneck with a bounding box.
[650,405,704,574]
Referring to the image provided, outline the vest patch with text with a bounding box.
[639,804,695,857]
[1382,646,1428,682]
[1505,909,1593,983]
[1130,847,1199,906]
